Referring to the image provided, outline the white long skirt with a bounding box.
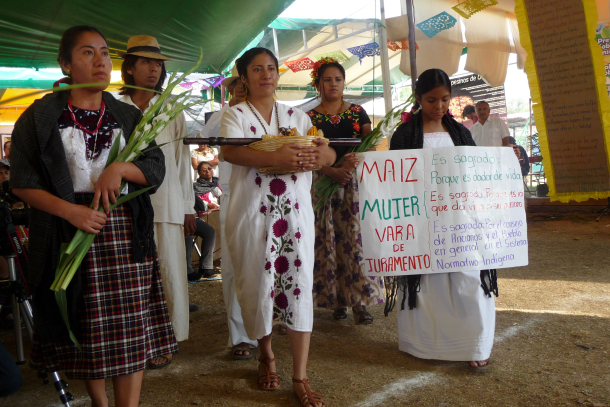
[397,271,495,361]
[154,222,189,341]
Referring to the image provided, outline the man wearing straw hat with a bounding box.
[197,68,256,359]
[118,35,197,369]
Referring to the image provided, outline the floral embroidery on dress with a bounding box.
[259,175,302,326]
[237,107,243,113]
[306,104,367,138]
[250,125,257,134]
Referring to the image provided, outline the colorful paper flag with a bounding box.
[347,42,380,64]
[452,0,499,19]
[284,57,315,73]
[416,11,458,38]
[314,50,350,63]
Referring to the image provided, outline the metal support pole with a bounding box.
[302,30,308,50]
[221,84,226,108]
[379,0,393,116]
[406,0,417,94]
[272,28,279,57]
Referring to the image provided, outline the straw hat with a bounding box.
[221,66,240,88]
[117,35,172,60]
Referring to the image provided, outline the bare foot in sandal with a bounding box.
[468,360,489,367]
[352,305,373,325]
[258,356,280,390]
[293,377,325,407]
[149,354,172,369]
[233,343,254,360]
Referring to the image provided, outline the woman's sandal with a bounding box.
[332,307,348,320]
[148,354,172,370]
[292,377,326,407]
[352,305,373,325]
[258,357,280,391]
[232,343,254,360]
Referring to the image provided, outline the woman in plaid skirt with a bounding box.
[10,26,177,407]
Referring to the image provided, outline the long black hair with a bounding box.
[412,68,452,110]
[119,54,167,95]
[235,48,278,94]
[57,26,108,77]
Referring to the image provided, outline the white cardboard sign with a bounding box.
[356,146,528,276]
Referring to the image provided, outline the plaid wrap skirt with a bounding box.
[30,199,178,380]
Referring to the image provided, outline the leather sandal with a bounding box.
[332,307,348,320]
[292,377,326,407]
[352,305,373,325]
[258,357,280,391]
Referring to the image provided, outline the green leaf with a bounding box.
[267,195,275,203]
[109,186,155,211]
[284,248,294,253]
[273,306,281,314]
[272,238,278,246]
[284,208,291,215]
[285,284,292,290]
[54,290,82,351]
[287,320,293,325]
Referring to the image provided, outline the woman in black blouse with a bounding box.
[306,59,385,325]
[11,26,176,407]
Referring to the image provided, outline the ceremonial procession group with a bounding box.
[5,25,515,407]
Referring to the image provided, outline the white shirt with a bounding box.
[470,117,509,147]
[199,104,232,192]
[120,94,195,224]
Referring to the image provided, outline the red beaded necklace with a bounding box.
[67,99,106,135]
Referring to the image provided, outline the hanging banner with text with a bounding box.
[515,0,610,202]
[357,147,528,276]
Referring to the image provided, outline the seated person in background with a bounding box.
[194,161,222,210]
[3,141,10,162]
[509,136,530,177]
[185,161,220,281]
[461,104,477,129]
[0,159,9,183]
[0,340,22,397]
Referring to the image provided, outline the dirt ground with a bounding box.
[1,211,609,407]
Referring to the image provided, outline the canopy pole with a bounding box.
[379,0,393,116]
[406,0,417,94]
[273,28,279,57]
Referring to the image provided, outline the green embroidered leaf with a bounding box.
[267,195,275,203]
[273,306,281,314]
[285,284,292,290]
[284,247,294,253]
[272,238,278,246]
[284,207,291,215]
[287,320,293,325]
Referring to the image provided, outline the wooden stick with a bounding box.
[183,137,362,146]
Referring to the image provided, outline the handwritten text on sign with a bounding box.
[357,147,528,276]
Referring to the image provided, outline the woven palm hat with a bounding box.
[117,35,172,60]
[221,66,240,88]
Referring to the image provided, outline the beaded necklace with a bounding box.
[67,99,106,169]
[246,99,279,135]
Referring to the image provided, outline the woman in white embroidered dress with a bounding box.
[390,69,498,368]
[221,48,335,406]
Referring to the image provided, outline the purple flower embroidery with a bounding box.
[237,107,243,113]
[288,108,294,116]
[294,202,299,210]
[270,289,274,299]
[288,276,293,282]
[293,288,301,296]
[271,245,275,252]
[295,231,302,240]
[269,178,287,196]
[274,256,289,274]
[273,218,288,237]
[250,125,257,134]
[291,174,297,183]
[288,239,294,246]
[294,258,302,268]
[265,261,272,271]
[255,176,262,186]
[286,198,291,205]
[275,292,288,309]
[260,205,267,214]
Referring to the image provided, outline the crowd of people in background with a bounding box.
[0,24,525,407]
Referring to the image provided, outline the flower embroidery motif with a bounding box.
[288,108,294,116]
[329,115,340,125]
[250,125,257,134]
[263,175,302,326]
[255,175,262,186]
[237,107,243,113]
[352,122,360,132]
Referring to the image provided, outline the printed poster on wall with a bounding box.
[596,21,610,95]
[448,74,508,125]
[357,147,528,276]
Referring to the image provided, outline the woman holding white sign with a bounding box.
[389,69,498,368]
[306,58,386,325]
